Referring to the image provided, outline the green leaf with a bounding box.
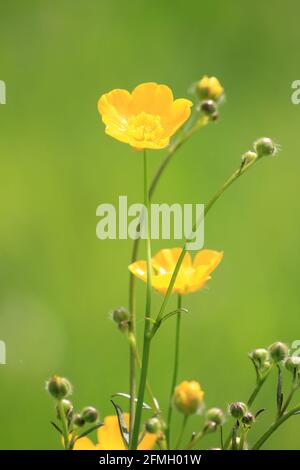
[75,422,103,441]
[50,421,63,435]
[277,365,283,415]
[111,392,152,410]
[255,408,266,419]
[151,308,188,337]
[111,400,129,448]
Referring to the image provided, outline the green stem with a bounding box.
[131,151,152,450]
[128,271,137,442]
[166,294,182,447]
[128,333,159,414]
[280,376,299,417]
[247,375,268,408]
[175,415,188,450]
[153,157,258,331]
[127,117,207,437]
[57,400,69,450]
[186,430,204,450]
[252,404,300,450]
[239,429,248,450]
[224,373,270,449]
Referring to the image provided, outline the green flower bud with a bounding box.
[241,411,255,427]
[200,100,217,116]
[81,406,99,423]
[269,342,289,363]
[56,399,73,420]
[145,417,162,434]
[73,413,85,427]
[285,356,300,372]
[205,407,225,426]
[46,375,72,400]
[241,151,257,166]
[249,348,269,369]
[254,137,277,158]
[112,307,130,332]
[229,402,247,419]
[203,420,217,434]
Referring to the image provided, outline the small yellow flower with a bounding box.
[197,75,224,101]
[74,414,156,450]
[98,82,192,149]
[174,380,204,415]
[128,247,223,295]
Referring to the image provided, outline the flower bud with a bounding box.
[249,348,269,369]
[81,406,99,423]
[145,417,162,434]
[46,375,72,400]
[241,151,257,166]
[205,407,225,426]
[197,76,224,102]
[73,413,85,427]
[56,399,73,420]
[254,137,277,158]
[200,100,217,116]
[203,420,217,434]
[241,411,255,428]
[229,402,247,419]
[173,380,204,416]
[112,307,130,332]
[285,356,300,372]
[269,342,289,363]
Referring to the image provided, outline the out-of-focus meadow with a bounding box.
[0,0,299,449]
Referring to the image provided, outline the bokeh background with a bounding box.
[0,0,299,450]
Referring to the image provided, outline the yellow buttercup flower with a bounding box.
[197,75,224,101]
[74,414,156,450]
[98,82,192,149]
[128,248,223,295]
[174,380,204,415]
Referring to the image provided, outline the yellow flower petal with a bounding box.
[73,436,97,450]
[129,247,223,295]
[97,415,127,450]
[98,83,192,149]
[193,249,224,274]
[152,248,192,274]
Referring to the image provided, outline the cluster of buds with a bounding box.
[195,75,224,122]
[249,348,271,376]
[46,375,100,442]
[249,342,289,378]
[111,307,130,333]
[241,137,279,169]
[229,402,255,430]
[173,380,204,416]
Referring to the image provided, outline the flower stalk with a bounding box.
[130,150,153,450]
[166,294,182,447]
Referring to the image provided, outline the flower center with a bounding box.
[127,112,164,142]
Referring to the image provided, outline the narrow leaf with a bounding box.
[50,421,63,435]
[255,408,266,419]
[111,392,152,410]
[111,400,129,448]
[161,308,189,323]
[220,426,224,450]
[277,365,283,414]
[75,422,103,441]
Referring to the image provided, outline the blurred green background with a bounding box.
[0,0,299,450]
